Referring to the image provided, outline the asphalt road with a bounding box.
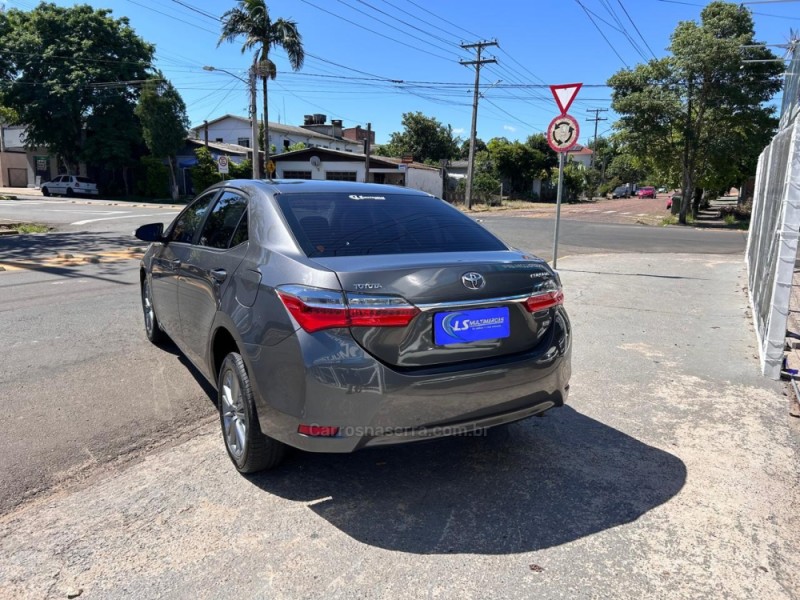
[0,198,747,514]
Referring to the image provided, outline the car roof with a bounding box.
[207,179,436,198]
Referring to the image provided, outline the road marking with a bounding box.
[637,213,647,216]
[71,212,177,225]
[621,212,631,215]
[604,210,617,214]
[45,210,123,214]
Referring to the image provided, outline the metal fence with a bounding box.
[746,119,800,378]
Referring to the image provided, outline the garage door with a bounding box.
[8,168,27,187]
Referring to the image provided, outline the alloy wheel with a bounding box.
[221,368,247,459]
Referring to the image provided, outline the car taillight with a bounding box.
[524,279,564,313]
[276,285,419,333]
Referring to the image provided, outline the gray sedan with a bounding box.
[135,180,572,472]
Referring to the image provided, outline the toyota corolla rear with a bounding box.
[245,186,571,452]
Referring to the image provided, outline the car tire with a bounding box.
[141,276,168,345]
[65,187,74,197]
[41,186,50,197]
[218,352,286,473]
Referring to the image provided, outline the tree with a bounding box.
[135,74,190,200]
[219,0,304,175]
[609,1,782,223]
[459,137,485,159]
[0,3,154,172]
[383,112,461,164]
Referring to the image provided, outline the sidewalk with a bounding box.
[1,252,797,599]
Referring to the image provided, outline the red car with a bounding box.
[637,186,656,199]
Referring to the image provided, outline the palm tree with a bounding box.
[219,0,304,178]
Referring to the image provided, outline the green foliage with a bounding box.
[190,147,223,193]
[383,112,461,164]
[562,163,587,201]
[189,147,252,193]
[135,75,189,161]
[137,156,170,198]
[608,1,783,223]
[135,73,189,200]
[286,141,306,152]
[229,158,252,178]
[0,3,154,169]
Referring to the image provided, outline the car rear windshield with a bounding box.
[76,177,93,184]
[275,192,508,257]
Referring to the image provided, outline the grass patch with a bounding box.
[661,213,695,226]
[0,222,50,234]
[723,213,737,226]
[16,223,50,234]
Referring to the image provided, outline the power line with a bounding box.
[616,0,658,59]
[298,0,457,62]
[574,0,630,67]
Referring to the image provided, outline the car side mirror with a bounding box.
[134,222,165,242]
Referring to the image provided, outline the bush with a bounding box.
[136,156,170,198]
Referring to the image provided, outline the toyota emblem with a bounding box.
[462,272,485,290]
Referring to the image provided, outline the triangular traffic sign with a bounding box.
[550,83,583,115]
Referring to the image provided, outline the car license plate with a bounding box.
[433,306,510,346]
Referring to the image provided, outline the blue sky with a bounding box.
[8,0,798,145]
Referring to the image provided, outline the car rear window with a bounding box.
[76,177,93,184]
[275,193,507,257]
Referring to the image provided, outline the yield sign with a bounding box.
[550,83,583,115]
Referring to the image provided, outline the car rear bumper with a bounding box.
[245,308,571,453]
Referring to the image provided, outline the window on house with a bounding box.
[237,137,250,148]
[215,137,223,143]
[283,171,313,180]
[325,172,357,182]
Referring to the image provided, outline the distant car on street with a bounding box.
[658,186,668,194]
[636,186,656,199]
[611,185,629,199]
[41,175,99,197]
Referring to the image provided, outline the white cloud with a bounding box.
[453,127,465,135]
[503,125,517,133]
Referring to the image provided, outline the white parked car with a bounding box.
[41,175,99,197]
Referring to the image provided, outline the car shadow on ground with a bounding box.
[246,406,686,554]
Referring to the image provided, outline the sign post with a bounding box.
[217,155,230,178]
[548,83,582,268]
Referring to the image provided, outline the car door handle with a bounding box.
[210,268,227,283]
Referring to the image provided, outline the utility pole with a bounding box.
[249,66,261,179]
[364,122,372,183]
[586,108,607,167]
[461,40,497,210]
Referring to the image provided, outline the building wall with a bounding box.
[0,151,29,187]
[275,160,366,181]
[192,118,362,154]
[274,158,442,197]
[406,167,443,197]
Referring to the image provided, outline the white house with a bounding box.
[567,145,594,168]
[190,114,363,154]
[271,147,443,197]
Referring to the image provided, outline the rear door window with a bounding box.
[276,193,507,257]
[198,190,248,249]
[167,191,217,244]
